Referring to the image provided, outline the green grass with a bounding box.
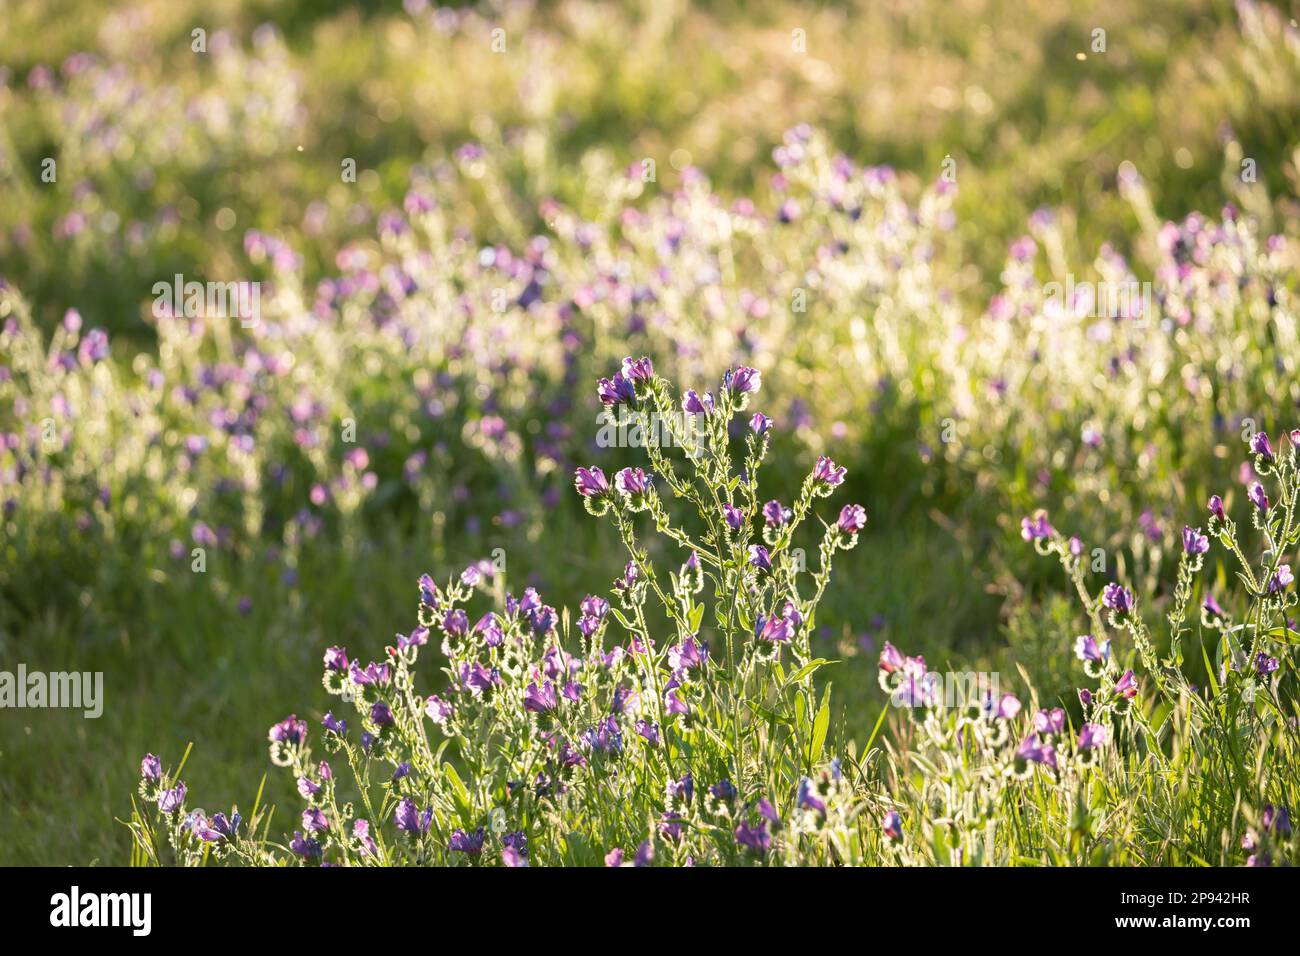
[3,0,1300,864]
[1,505,1000,864]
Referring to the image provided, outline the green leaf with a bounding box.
[863,702,890,755]
[444,763,473,822]
[750,704,791,727]
[786,658,831,687]
[1263,626,1300,645]
[687,603,704,633]
[809,683,831,768]
[1200,639,1220,698]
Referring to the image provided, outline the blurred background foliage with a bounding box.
[1,0,1298,864]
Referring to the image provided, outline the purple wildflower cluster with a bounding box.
[130,360,869,866]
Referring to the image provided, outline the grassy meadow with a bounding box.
[1,0,1299,866]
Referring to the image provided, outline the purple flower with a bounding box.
[210,811,240,839]
[620,356,654,383]
[1034,708,1065,736]
[441,608,469,639]
[369,701,394,727]
[782,600,803,632]
[574,466,611,500]
[268,714,308,746]
[1078,723,1109,751]
[474,613,503,646]
[597,373,636,407]
[502,839,529,868]
[682,389,715,415]
[457,661,497,695]
[1255,653,1279,679]
[323,646,349,671]
[1102,583,1133,615]
[521,590,558,635]
[882,810,903,842]
[668,635,709,672]
[1262,805,1291,835]
[796,778,826,816]
[425,694,454,726]
[615,467,649,495]
[418,573,441,608]
[634,720,660,746]
[322,711,347,734]
[297,775,321,798]
[1020,512,1054,541]
[725,366,762,396]
[749,413,772,436]
[158,782,186,813]
[349,661,391,687]
[836,504,867,535]
[523,680,558,714]
[1249,482,1269,513]
[1203,593,1226,619]
[1268,564,1293,594]
[1252,431,1274,462]
[394,797,432,835]
[1208,495,1225,522]
[811,455,846,489]
[353,819,378,857]
[991,693,1021,720]
[762,499,790,527]
[582,715,622,754]
[302,808,329,833]
[755,612,794,643]
[734,819,771,852]
[604,848,625,867]
[722,504,745,530]
[613,561,639,596]
[78,328,110,365]
[748,545,772,571]
[289,831,322,858]
[1074,633,1110,665]
[397,627,428,650]
[878,641,906,674]
[1112,670,1137,700]
[140,753,162,782]
[609,686,636,715]
[1182,526,1209,555]
[499,832,530,868]
[1015,735,1058,773]
[449,827,485,856]
[709,779,737,802]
